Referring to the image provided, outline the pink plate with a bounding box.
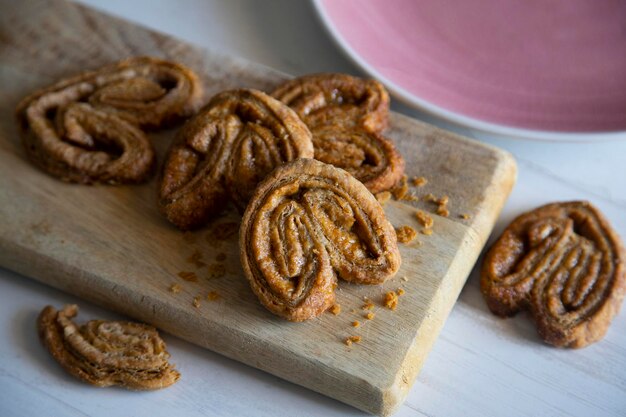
[313,0,626,140]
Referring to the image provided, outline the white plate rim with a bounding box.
[312,0,626,142]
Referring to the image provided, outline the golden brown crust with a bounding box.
[16,56,203,184]
[481,201,626,348]
[38,305,180,389]
[158,89,314,230]
[271,73,404,193]
[240,158,401,321]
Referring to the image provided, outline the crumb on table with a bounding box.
[352,321,360,328]
[460,213,471,220]
[395,225,418,243]
[207,263,226,280]
[178,271,199,282]
[169,283,181,294]
[436,206,450,217]
[186,249,206,268]
[415,210,434,228]
[329,304,341,315]
[365,312,375,320]
[384,291,399,310]
[192,296,201,308]
[361,299,375,310]
[412,176,428,187]
[206,290,220,301]
[397,288,405,296]
[421,228,433,236]
[391,175,409,200]
[344,335,362,346]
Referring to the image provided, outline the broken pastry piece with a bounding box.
[271,73,404,193]
[481,201,626,348]
[38,304,180,389]
[240,158,401,321]
[16,57,203,184]
[158,88,314,230]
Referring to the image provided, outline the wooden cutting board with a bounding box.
[0,1,516,415]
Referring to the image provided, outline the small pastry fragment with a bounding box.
[481,201,626,348]
[240,159,401,321]
[38,305,180,389]
[16,57,203,184]
[272,73,404,193]
[159,89,313,230]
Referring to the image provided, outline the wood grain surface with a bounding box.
[0,0,516,415]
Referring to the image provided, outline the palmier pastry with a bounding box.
[481,201,626,348]
[271,73,404,193]
[16,56,203,184]
[240,158,401,321]
[159,89,314,230]
[38,305,180,389]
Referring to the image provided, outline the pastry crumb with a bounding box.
[391,175,409,200]
[375,191,392,205]
[168,283,181,294]
[424,193,437,202]
[405,194,419,202]
[415,210,434,228]
[401,276,409,282]
[437,195,449,206]
[460,213,471,220]
[186,249,206,268]
[178,271,198,282]
[345,335,362,346]
[365,312,375,320]
[412,176,428,187]
[206,290,220,301]
[361,299,375,310]
[352,321,360,327]
[384,291,399,310]
[397,288,405,296]
[330,304,342,315]
[395,225,417,243]
[421,228,433,236]
[192,296,201,308]
[207,263,226,280]
[436,206,450,217]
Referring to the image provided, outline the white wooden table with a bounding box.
[1,1,625,416]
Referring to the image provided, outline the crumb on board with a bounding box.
[384,291,399,310]
[412,176,428,187]
[404,194,419,202]
[401,276,409,282]
[168,283,181,294]
[352,321,360,328]
[365,312,375,320]
[421,228,433,236]
[186,249,206,268]
[178,271,199,282]
[436,206,450,218]
[391,175,409,200]
[437,195,449,206]
[395,225,418,243]
[375,191,392,205]
[424,193,436,202]
[397,288,405,296]
[344,335,362,346]
[207,263,226,280]
[361,299,375,310]
[460,213,471,220]
[192,296,201,308]
[206,290,220,301]
[330,304,341,315]
[415,210,434,228]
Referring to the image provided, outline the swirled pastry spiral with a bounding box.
[38,305,180,389]
[481,201,626,348]
[16,57,203,184]
[271,73,404,193]
[240,158,401,321]
[159,89,314,230]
